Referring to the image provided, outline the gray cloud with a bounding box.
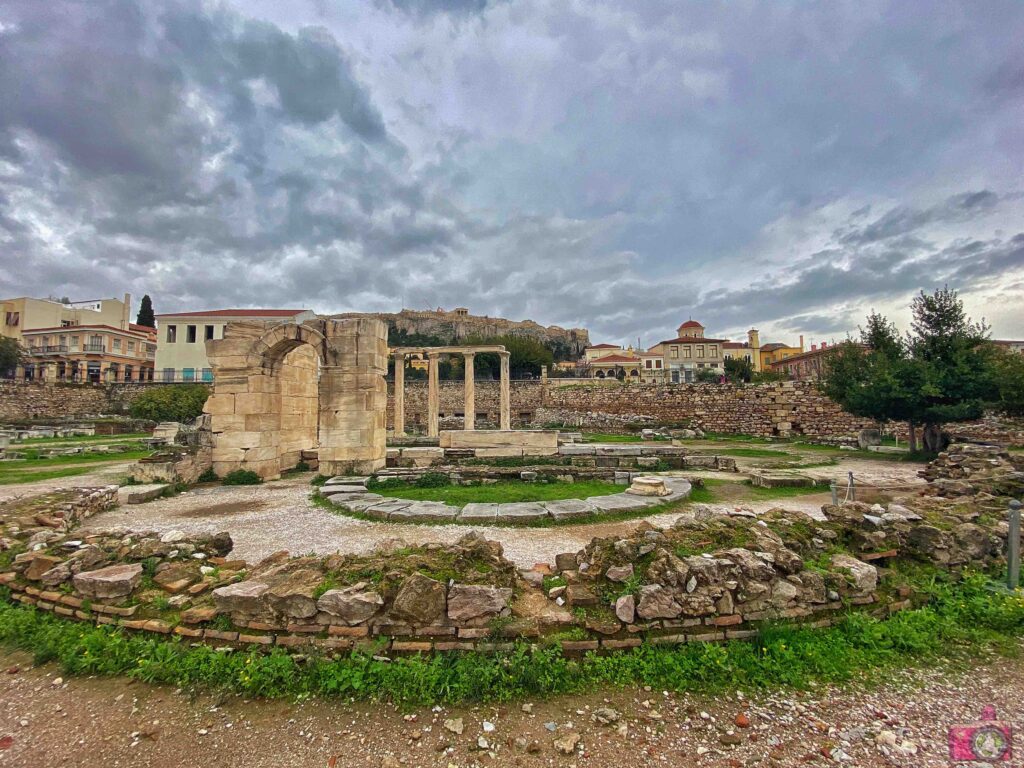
[0,0,1022,349]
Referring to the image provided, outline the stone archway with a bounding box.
[204,317,388,479]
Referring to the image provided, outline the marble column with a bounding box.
[427,352,440,438]
[463,352,475,430]
[393,352,405,436]
[499,352,511,430]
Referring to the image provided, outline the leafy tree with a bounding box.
[0,337,23,378]
[464,334,554,379]
[136,295,156,328]
[695,368,723,383]
[991,348,1024,416]
[822,288,1001,454]
[723,357,753,383]
[129,384,209,422]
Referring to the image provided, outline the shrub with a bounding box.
[129,384,210,423]
[196,468,218,483]
[414,472,451,488]
[222,469,262,486]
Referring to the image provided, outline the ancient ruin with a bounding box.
[203,317,388,479]
[392,345,511,436]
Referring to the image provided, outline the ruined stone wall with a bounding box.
[0,381,114,421]
[0,381,211,422]
[390,380,872,438]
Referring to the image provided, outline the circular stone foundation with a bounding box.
[318,474,692,525]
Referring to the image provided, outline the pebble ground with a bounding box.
[1,645,1020,767]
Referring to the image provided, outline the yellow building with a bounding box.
[759,336,805,370]
[2,294,132,343]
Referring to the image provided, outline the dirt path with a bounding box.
[1,645,1020,767]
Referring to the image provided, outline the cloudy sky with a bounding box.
[1,0,1022,347]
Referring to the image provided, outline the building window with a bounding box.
[186,325,197,343]
[645,360,652,369]
[166,325,177,343]
[127,340,135,353]
[183,368,195,382]
[670,346,679,359]
[709,344,718,357]
[683,346,691,359]
[113,338,121,351]
[205,325,215,341]
[162,368,175,382]
[70,336,79,349]
[202,368,214,382]
[696,345,705,358]
[124,365,133,381]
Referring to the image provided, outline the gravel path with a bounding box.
[1,644,1021,767]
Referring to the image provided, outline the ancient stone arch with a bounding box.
[204,317,388,479]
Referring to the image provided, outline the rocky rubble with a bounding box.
[919,443,1024,498]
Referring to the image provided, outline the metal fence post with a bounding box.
[831,482,838,506]
[848,471,855,503]
[1008,500,1021,590]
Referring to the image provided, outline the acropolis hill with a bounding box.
[334,307,590,357]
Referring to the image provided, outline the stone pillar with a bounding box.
[463,352,475,430]
[499,352,511,430]
[318,317,389,476]
[393,352,405,436]
[427,352,440,438]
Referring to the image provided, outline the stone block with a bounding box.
[542,498,596,521]
[494,502,548,522]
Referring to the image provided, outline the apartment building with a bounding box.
[154,308,313,382]
[647,320,729,382]
[4,294,158,382]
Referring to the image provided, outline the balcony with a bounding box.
[82,343,106,353]
[27,345,69,355]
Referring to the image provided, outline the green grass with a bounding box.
[16,432,149,446]
[715,447,792,458]
[0,466,99,486]
[5,448,153,466]
[581,433,645,443]
[1,573,1021,706]
[0,448,154,486]
[373,479,623,507]
[745,482,830,499]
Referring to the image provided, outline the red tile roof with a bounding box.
[155,309,309,318]
[679,320,703,329]
[590,354,641,364]
[586,343,620,349]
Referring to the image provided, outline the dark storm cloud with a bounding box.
[0,0,1022,345]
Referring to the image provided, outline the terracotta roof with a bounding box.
[760,342,790,351]
[155,309,309,318]
[590,354,641,364]
[656,336,729,345]
[586,343,620,349]
[722,342,748,349]
[679,320,703,329]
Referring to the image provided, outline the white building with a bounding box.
[154,308,313,382]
